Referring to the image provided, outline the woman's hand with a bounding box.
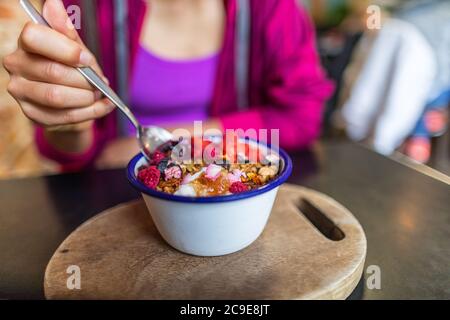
[2,0,114,128]
[95,137,140,170]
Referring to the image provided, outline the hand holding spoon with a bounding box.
[20,0,174,158]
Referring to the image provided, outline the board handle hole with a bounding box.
[297,198,345,241]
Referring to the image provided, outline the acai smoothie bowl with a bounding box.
[127,135,292,256]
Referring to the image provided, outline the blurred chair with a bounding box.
[336,1,450,174]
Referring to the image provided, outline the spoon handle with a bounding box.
[19,0,140,130]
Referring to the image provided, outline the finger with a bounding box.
[8,76,99,109]
[19,22,94,67]
[42,0,105,75]
[43,0,82,43]
[19,98,115,127]
[4,51,92,90]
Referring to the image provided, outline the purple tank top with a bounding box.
[128,46,219,134]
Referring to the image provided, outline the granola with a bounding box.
[137,138,281,197]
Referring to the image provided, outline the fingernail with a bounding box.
[102,99,114,108]
[94,91,102,100]
[79,50,93,66]
[106,101,115,111]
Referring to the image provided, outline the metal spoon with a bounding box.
[20,0,174,158]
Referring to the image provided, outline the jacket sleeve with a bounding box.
[220,0,334,150]
[35,123,103,172]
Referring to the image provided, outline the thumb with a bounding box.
[42,0,105,74]
[42,0,108,80]
[42,0,81,43]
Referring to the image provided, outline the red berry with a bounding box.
[229,182,250,194]
[137,166,161,189]
[150,151,166,165]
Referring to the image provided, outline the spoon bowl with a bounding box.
[138,125,175,158]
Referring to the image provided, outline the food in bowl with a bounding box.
[127,136,292,256]
[137,137,281,197]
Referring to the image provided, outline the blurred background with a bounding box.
[0,0,449,179]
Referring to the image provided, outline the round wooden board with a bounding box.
[44,184,367,300]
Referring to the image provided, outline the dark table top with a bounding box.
[0,141,449,300]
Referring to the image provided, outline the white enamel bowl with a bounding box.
[127,140,293,257]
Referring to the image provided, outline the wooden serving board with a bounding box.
[44,184,367,300]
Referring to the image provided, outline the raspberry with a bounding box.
[229,182,249,194]
[137,166,161,189]
[150,151,166,165]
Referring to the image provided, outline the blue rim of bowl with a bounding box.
[126,141,293,203]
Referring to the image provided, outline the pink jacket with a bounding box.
[36,0,334,171]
